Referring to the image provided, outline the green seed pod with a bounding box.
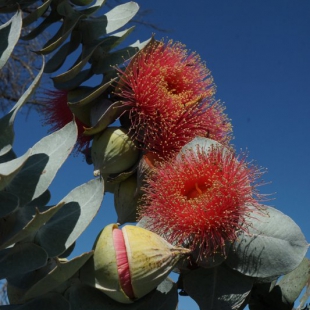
[91,127,139,175]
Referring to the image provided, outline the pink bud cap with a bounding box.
[113,228,135,300]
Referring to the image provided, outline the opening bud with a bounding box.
[91,224,190,303]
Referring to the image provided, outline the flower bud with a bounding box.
[92,224,190,303]
[91,127,139,175]
[114,174,139,224]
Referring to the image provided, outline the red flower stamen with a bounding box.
[139,144,265,258]
[117,39,232,161]
[119,40,215,115]
[140,100,232,161]
[41,89,92,154]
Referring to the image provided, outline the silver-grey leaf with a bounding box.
[0,10,22,69]
[225,206,308,278]
[6,121,77,206]
[0,243,48,280]
[183,265,254,310]
[35,178,104,257]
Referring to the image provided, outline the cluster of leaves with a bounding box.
[0,0,149,115]
[0,97,177,309]
[0,13,47,115]
[0,0,163,114]
[0,1,310,310]
[0,1,177,309]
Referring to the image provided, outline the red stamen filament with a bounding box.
[195,183,203,195]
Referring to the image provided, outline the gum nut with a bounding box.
[93,224,191,303]
[91,127,139,175]
[114,174,139,224]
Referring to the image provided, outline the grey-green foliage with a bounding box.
[225,206,308,279]
[0,73,110,308]
[0,10,22,70]
[0,1,309,309]
[0,0,148,90]
[182,264,254,310]
[0,57,44,156]
[247,258,310,310]
[64,278,178,310]
[0,2,178,309]
[0,62,107,296]
[0,79,106,307]
[1,0,149,121]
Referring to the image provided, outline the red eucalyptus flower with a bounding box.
[41,89,91,154]
[139,142,264,258]
[117,39,232,161]
[119,40,215,117]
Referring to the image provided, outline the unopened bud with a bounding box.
[91,127,139,175]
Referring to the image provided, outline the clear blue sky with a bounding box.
[12,1,310,309]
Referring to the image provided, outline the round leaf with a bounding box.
[52,68,92,90]
[0,149,30,191]
[91,45,139,74]
[0,112,16,156]
[35,179,104,257]
[136,278,178,310]
[273,258,310,306]
[22,0,52,27]
[68,278,177,310]
[7,258,58,304]
[0,59,44,156]
[183,264,254,310]
[21,7,62,41]
[71,0,105,15]
[225,206,308,278]
[6,121,77,206]
[0,191,19,218]
[24,252,93,300]
[80,2,139,45]
[44,30,81,73]
[0,243,48,280]
[66,283,141,310]
[68,79,116,107]
[85,101,126,136]
[0,10,22,70]
[0,149,16,163]
[0,202,65,250]
[26,190,51,208]
[14,292,70,310]
[104,2,139,34]
[36,9,83,55]
[9,57,45,124]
